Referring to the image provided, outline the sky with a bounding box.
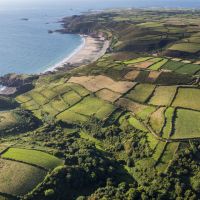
[0,0,199,9]
[0,0,113,7]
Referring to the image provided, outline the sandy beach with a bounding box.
[47,35,110,71]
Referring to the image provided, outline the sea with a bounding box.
[0,0,199,77]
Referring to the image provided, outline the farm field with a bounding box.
[116,98,156,121]
[172,109,200,139]
[149,59,168,70]
[156,143,179,172]
[147,71,161,83]
[124,70,141,81]
[2,148,64,170]
[57,110,88,123]
[128,116,148,132]
[169,43,200,53]
[152,141,166,161]
[0,158,46,196]
[68,75,135,93]
[175,63,200,75]
[133,60,155,69]
[161,60,184,71]
[149,107,166,134]
[172,88,200,111]
[68,96,115,120]
[149,86,177,106]
[124,57,152,65]
[95,89,121,102]
[125,84,155,103]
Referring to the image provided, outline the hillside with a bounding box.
[0,8,200,200]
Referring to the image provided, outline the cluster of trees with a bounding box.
[18,115,200,199]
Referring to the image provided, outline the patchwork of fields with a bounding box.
[16,61,200,140]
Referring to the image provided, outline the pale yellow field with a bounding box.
[134,61,155,68]
[0,159,46,196]
[96,89,121,102]
[68,75,135,93]
[147,71,161,82]
[124,70,141,81]
[149,107,166,134]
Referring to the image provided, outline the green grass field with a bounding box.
[161,60,184,71]
[16,95,32,103]
[175,63,200,75]
[0,158,46,196]
[172,109,200,139]
[42,103,58,116]
[149,58,168,70]
[69,83,90,97]
[149,107,166,135]
[62,90,82,106]
[169,43,200,53]
[128,116,148,132]
[95,104,116,120]
[52,83,72,94]
[51,97,68,112]
[124,57,152,65]
[126,84,155,103]
[187,36,200,43]
[147,133,159,151]
[29,92,47,105]
[22,100,40,110]
[153,141,166,161]
[69,96,115,120]
[137,22,163,28]
[2,148,64,170]
[136,104,157,121]
[172,88,200,111]
[57,110,88,124]
[149,86,177,106]
[41,89,57,99]
[117,98,157,121]
[156,143,179,173]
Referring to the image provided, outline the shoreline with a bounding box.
[0,34,110,95]
[45,35,86,72]
[45,34,110,73]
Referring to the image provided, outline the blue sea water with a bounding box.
[0,0,199,76]
[0,8,84,75]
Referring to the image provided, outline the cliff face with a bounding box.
[56,15,99,35]
[56,13,118,35]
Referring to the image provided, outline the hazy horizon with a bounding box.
[0,0,200,9]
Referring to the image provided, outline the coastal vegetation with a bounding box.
[1,8,200,200]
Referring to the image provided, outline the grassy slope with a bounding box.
[0,158,46,196]
[2,148,63,170]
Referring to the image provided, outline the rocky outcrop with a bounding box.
[0,73,38,96]
[0,73,38,87]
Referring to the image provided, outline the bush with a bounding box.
[44,189,55,197]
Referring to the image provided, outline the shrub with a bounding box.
[44,189,55,197]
